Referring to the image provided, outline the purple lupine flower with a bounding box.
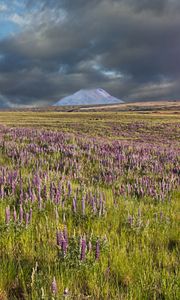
[43,184,47,201]
[51,277,57,295]
[20,191,23,204]
[62,238,68,256]
[30,190,35,203]
[19,204,24,224]
[28,179,31,195]
[50,182,54,201]
[5,206,10,224]
[13,206,17,222]
[80,236,86,261]
[12,182,16,194]
[37,181,41,200]
[95,239,100,260]
[56,230,63,247]
[63,226,68,245]
[67,181,72,197]
[55,191,60,205]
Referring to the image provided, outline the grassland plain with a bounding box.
[0,111,179,300]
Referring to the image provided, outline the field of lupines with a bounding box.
[0,112,179,299]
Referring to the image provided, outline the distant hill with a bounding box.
[54,88,124,106]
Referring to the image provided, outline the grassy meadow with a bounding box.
[0,111,179,299]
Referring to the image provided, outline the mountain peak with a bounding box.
[54,88,124,106]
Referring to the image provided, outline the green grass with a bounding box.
[0,111,179,299]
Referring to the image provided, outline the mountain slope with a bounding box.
[54,88,124,106]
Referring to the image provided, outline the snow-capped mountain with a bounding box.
[54,88,124,106]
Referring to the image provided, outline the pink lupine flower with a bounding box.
[5,206,10,224]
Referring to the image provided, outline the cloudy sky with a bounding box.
[0,0,180,107]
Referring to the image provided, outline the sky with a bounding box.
[0,0,180,107]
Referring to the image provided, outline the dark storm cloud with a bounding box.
[0,0,180,107]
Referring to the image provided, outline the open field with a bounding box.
[0,111,180,142]
[0,111,179,299]
[79,101,180,112]
[1,100,180,113]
